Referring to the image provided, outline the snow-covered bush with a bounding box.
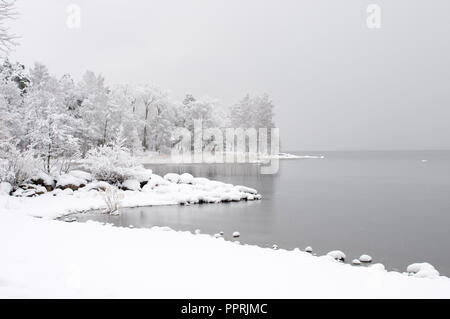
[102,185,124,214]
[85,136,143,184]
[0,143,40,187]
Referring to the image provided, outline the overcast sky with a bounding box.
[9,0,450,151]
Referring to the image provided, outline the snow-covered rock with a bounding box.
[304,246,313,253]
[232,231,240,238]
[68,170,92,182]
[179,173,194,184]
[164,173,181,184]
[272,244,279,250]
[121,179,141,191]
[0,182,12,196]
[82,181,111,192]
[129,167,153,183]
[30,172,55,187]
[56,174,86,190]
[194,229,201,235]
[352,259,361,266]
[142,174,169,191]
[359,254,373,263]
[407,263,440,279]
[327,250,346,262]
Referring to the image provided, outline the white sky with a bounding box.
[9,0,450,151]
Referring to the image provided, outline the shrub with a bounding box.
[102,185,124,214]
[0,142,40,187]
[85,138,141,184]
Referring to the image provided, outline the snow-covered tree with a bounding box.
[76,71,112,151]
[136,85,169,150]
[0,0,17,53]
[24,63,79,174]
[229,93,274,129]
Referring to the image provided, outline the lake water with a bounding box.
[74,151,450,275]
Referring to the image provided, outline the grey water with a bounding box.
[74,151,450,275]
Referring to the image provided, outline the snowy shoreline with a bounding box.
[1,210,450,298]
[135,152,325,164]
[1,167,450,297]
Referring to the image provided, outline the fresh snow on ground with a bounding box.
[0,211,450,298]
[0,175,261,219]
[1,169,449,298]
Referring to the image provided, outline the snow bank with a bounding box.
[407,263,440,279]
[0,213,449,298]
[0,174,261,219]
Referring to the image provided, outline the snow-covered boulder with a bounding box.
[56,174,86,191]
[407,263,440,279]
[82,181,111,192]
[128,167,153,183]
[232,231,240,238]
[121,179,141,191]
[30,172,55,188]
[142,174,169,191]
[352,259,361,266]
[0,182,12,196]
[179,173,194,184]
[272,244,279,250]
[68,170,92,182]
[359,254,373,263]
[327,250,346,262]
[304,246,313,254]
[164,173,181,184]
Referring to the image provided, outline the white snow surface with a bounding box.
[0,212,449,298]
[68,170,92,182]
[0,182,12,195]
[0,175,260,219]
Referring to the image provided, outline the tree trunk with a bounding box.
[142,104,149,150]
[103,119,108,145]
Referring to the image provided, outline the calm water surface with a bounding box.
[74,151,450,275]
